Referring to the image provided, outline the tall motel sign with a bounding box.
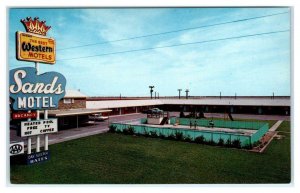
[9,17,66,165]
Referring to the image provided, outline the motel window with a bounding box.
[63,98,74,104]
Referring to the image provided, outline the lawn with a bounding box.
[10,121,291,184]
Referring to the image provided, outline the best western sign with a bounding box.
[21,119,58,137]
[16,31,56,64]
[9,67,66,110]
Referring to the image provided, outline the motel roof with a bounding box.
[42,109,112,117]
[64,90,87,99]
[86,97,290,109]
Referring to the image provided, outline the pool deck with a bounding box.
[127,121,257,136]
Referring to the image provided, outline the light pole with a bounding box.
[178,89,182,99]
[185,89,189,99]
[149,86,154,99]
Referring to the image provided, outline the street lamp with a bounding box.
[149,86,154,99]
[178,89,182,99]
[185,89,189,99]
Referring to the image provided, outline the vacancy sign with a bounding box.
[12,112,37,119]
[16,31,56,64]
[21,119,58,137]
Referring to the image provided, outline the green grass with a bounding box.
[10,121,291,184]
[276,121,291,133]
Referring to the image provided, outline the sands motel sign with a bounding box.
[9,67,66,110]
[10,17,66,165]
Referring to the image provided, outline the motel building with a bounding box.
[10,90,290,131]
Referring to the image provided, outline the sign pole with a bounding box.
[35,62,41,153]
[27,110,32,154]
[44,110,48,150]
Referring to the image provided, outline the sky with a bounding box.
[8,7,291,97]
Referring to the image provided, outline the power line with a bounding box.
[57,29,289,61]
[57,11,289,51]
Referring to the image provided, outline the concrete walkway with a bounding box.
[258,120,283,153]
[269,120,284,131]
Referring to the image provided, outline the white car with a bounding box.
[89,113,109,121]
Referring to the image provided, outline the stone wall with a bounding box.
[58,98,86,109]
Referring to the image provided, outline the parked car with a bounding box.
[142,109,153,114]
[151,108,163,114]
[88,113,109,121]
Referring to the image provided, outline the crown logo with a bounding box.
[21,17,51,36]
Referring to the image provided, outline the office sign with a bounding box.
[12,112,37,119]
[16,31,56,64]
[10,142,25,156]
[21,118,58,137]
[9,67,66,110]
[27,150,50,165]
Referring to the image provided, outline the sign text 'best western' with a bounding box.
[21,118,57,137]
[9,67,66,110]
[16,31,56,64]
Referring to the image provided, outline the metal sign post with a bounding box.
[45,110,49,151]
[27,110,31,155]
[35,62,41,153]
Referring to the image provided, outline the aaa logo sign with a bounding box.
[16,31,56,64]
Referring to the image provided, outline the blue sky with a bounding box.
[9,7,291,97]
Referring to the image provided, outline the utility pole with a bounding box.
[149,86,154,99]
[185,89,189,99]
[178,89,182,99]
[155,91,156,99]
[220,92,222,99]
[235,93,236,100]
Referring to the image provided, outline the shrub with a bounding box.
[127,126,135,135]
[194,135,205,144]
[122,128,129,135]
[116,129,122,134]
[232,139,241,149]
[122,126,135,135]
[207,140,216,146]
[175,131,184,141]
[144,130,150,137]
[217,138,224,146]
[252,141,260,147]
[225,139,231,147]
[184,135,192,142]
[243,143,252,149]
[158,132,166,139]
[109,125,116,133]
[167,134,176,140]
[150,131,158,138]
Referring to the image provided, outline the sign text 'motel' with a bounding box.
[9,67,66,110]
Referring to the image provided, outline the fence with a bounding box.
[111,118,269,147]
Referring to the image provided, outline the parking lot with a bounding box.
[10,112,289,149]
